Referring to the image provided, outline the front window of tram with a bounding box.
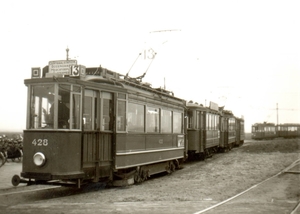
[29,84,81,129]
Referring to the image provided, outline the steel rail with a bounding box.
[193,158,300,214]
[0,186,60,197]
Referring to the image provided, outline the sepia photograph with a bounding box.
[0,0,299,213]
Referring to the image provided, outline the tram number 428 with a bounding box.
[32,139,48,146]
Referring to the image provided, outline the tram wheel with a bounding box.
[170,162,176,173]
[12,175,21,186]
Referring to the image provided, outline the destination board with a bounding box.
[48,60,77,75]
[209,101,219,111]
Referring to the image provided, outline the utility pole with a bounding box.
[66,47,69,60]
[276,103,278,125]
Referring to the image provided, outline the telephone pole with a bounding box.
[276,103,278,125]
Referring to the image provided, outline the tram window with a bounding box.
[195,111,200,129]
[224,119,227,131]
[147,107,159,133]
[161,109,172,133]
[57,85,70,129]
[200,112,204,129]
[28,84,82,130]
[173,112,182,133]
[84,90,97,130]
[103,92,113,131]
[220,118,224,131]
[84,96,93,130]
[229,118,232,131]
[117,100,126,131]
[187,110,193,129]
[128,103,144,132]
[30,85,55,129]
[71,94,81,129]
[206,114,211,130]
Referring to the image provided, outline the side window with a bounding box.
[71,85,82,130]
[128,103,144,132]
[71,93,81,129]
[206,113,210,130]
[187,110,193,129]
[57,84,71,129]
[224,118,228,131]
[102,92,113,131]
[147,107,159,133]
[116,93,127,132]
[196,111,200,129]
[84,96,92,130]
[200,112,204,130]
[161,109,172,133]
[117,99,126,131]
[173,112,183,133]
[84,90,97,130]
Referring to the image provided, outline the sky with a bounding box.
[0,0,299,133]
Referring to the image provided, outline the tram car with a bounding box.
[235,116,245,146]
[186,101,221,160]
[251,122,276,140]
[186,102,244,160]
[276,123,300,138]
[12,60,186,188]
[219,109,238,151]
[12,56,245,188]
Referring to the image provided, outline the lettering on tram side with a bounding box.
[32,139,49,146]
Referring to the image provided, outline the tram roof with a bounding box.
[27,64,185,102]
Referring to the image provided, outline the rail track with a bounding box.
[0,139,299,214]
[0,185,60,197]
[193,159,300,214]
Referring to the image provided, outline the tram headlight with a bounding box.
[33,152,46,167]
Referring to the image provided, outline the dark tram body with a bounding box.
[251,122,300,140]
[235,117,245,146]
[12,58,244,187]
[186,102,244,160]
[251,122,276,140]
[276,123,300,138]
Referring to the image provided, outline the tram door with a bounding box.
[224,118,229,147]
[197,110,205,153]
[82,90,113,180]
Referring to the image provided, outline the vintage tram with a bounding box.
[186,101,221,160]
[251,122,300,140]
[186,101,244,160]
[276,123,300,138]
[251,122,277,140]
[12,59,186,187]
[12,56,246,188]
[235,116,245,146]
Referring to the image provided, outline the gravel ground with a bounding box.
[1,137,299,214]
[59,138,300,203]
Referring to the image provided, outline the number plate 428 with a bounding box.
[32,139,48,146]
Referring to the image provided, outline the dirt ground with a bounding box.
[51,138,300,205]
[1,137,299,214]
[99,139,300,202]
